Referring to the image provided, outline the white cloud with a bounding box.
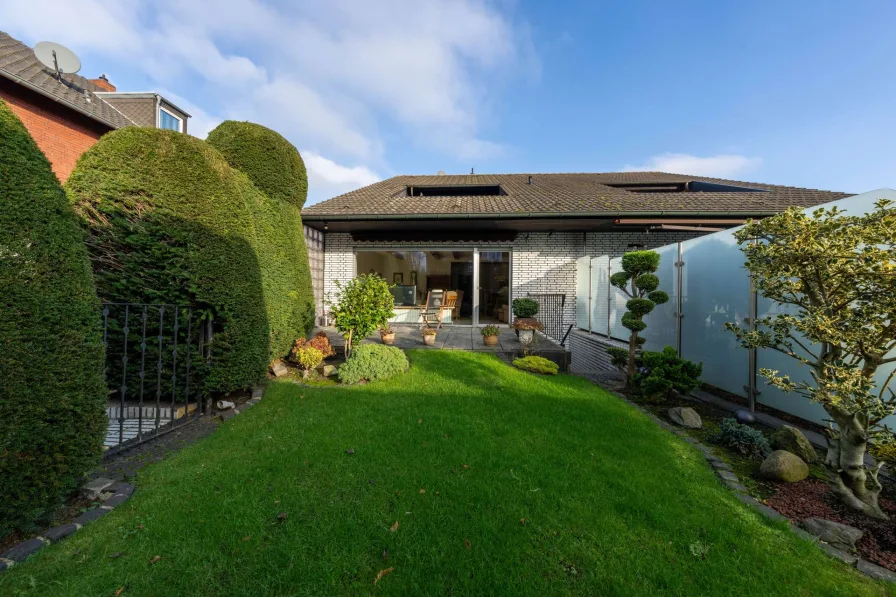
[303,151,381,205]
[622,153,762,178]
[0,0,526,165]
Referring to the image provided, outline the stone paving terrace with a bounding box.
[317,325,564,353]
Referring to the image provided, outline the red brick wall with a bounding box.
[0,79,112,182]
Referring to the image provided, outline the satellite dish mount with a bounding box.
[33,41,81,78]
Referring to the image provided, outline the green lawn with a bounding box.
[1,351,888,596]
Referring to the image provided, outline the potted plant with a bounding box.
[511,298,540,337]
[421,326,438,346]
[380,326,395,345]
[480,324,500,346]
[512,318,543,345]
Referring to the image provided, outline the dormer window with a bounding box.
[403,185,505,197]
[159,107,182,132]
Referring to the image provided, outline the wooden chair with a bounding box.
[420,290,457,328]
[452,289,464,320]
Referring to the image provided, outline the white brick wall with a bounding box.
[319,228,710,369]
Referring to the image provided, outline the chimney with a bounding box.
[89,74,116,92]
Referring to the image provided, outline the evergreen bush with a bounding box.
[512,356,559,375]
[0,100,106,535]
[338,344,409,384]
[634,346,702,399]
[511,298,539,318]
[207,121,316,358]
[66,128,270,392]
[710,419,772,459]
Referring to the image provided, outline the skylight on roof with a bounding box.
[404,185,505,197]
[605,181,767,194]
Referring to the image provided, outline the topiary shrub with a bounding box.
[710,418,772,459]
[607,250,669,386]
[0,100,106,536]
[512,298,539,318]
[512,356,559,375]
[66,128,270,393]
[205,120,308,207]
[634,346,703,400]
[337,344,409,384]
[207,121,315,358]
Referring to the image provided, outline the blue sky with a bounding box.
[2,1,894,204]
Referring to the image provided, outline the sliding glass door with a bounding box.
[473,249,510,326]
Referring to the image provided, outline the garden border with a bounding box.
[0,385,265,573]
[598,383,896,584]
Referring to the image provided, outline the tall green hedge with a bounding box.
[0,100,106,535]
[208,121,316,352]
[205,120,309,208]
[66,128,270,392]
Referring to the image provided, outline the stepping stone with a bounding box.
[82,477,115,499]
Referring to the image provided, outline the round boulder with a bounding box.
[668,406,702,429]
[760,450,809,483]
[770,425,817,463]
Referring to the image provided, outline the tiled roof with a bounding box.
[302,172,850,219]
[0,31,135,129]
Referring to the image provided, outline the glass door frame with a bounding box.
[472,247,512,327]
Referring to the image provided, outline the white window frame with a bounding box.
[159,107,183,132]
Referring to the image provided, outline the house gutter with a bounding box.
[301,210,784,221]
[0,70,118,129]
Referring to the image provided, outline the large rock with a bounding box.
[770,425,817,463]
[800,518,863,551]
[270,360,288,378]
[760,450,809,482]
[668,407,702,429]
[319,364,337,377]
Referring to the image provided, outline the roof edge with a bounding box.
[0,69,120,129]
[301,210,788,221]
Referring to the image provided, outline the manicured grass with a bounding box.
[0,351,888,595]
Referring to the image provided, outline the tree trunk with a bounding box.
[345,330,352,360]
[625,331,639,387]
[823,408,888,520]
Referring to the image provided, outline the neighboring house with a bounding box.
[301,172,849,357]
[0,31,190,181]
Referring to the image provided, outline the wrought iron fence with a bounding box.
[101,303,213,455]
[526,293,566,342]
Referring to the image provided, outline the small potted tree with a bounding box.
[380,326,395,345]
[480,324,500,346]
[511,298,540,337]
[421,325,438,346]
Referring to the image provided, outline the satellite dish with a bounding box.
[34,41,81,76]
[437,170,446,176]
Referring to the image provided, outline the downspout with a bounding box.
[154,94,161,128]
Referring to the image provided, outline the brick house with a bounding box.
[0,31,190,182]
[301,172,848,363]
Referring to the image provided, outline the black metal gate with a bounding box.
[101,303,213,455]
[527,293,566,342]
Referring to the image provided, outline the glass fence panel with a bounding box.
[641,243,679,353]
[758,297,896,428]
[608,256,629,341]
[680,229,751,398]
[590,256,610,336]
[575,255,590,330]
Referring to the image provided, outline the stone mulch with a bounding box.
[766,478,896,572]
[584,375,896,584]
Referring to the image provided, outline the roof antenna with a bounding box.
[528,175,532,185]
[470,167,474,175]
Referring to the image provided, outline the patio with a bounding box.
[316,325,571,368]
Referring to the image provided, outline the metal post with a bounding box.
[472,248,480,326]
[676,242,684,356]
[137,307,147,441]
[170,308,179,425]
[155,306,165,431]
[118,305,129,447]
[747,283,759,414]
[184,307,193,419]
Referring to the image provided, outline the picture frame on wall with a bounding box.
[393,272,403,284]
[410,271,417,286]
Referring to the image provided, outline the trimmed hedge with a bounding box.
[206,121,309,208]
[66,128,270,392]
[512,356,559,375]
[338,345,409,384]
[207,121,315,356]
[0,100,106,535]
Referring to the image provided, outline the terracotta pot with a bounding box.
[423,334,436,346]
[483,335,499,346]
[381,333,395,345]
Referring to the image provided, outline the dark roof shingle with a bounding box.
[302,172,850,218]
[0,31,134,129]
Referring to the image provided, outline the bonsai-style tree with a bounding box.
[328,274,395,358]
[606,251,669,384]
[726,200,896,519]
